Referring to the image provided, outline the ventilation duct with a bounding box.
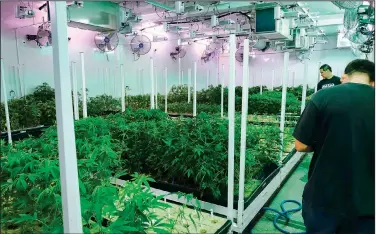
[67,1,119,32]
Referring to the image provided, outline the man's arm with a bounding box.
[293,101,320,152]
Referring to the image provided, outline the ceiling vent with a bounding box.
[255,7,292,40]
[67,1,119,32]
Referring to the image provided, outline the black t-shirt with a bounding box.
[293,83,375,218]
[317,76,341,91]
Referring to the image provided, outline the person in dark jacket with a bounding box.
[294,59,375,233]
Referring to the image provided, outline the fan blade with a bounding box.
[107,43,113,51]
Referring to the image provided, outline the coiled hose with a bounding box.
[251,200,306,234]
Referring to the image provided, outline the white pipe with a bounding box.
[12,66,18,98]
[1,59,12,144]
[181,70,184,85]
[301,59,308,114]
[141,69,144,95]
[15,29,24,97]
[22,64,25,97]
[188,68,191,103]
[120,64,125,112]
[150,58,155,109]
[237,38,249,227]
[114,67,117,97]
[165,67,168,113]
[271,70,275,91]
[279,52,289,160]
[178,39,182,86]
[107,68,110,95]
[292,71,295,87]
[155,72,158,109]
[102,68,105,94]
[71,62,79,120]
[315,62,321,93]
[193,61,197,117]
[260,69,263,95]
[80,52,87,118]
[221,64,224,118]
[227,34,236,222]
[206,70,209,89]
[50,2,83,232]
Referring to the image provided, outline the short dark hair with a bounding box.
[344,59,375,82]
[320,64,332,72]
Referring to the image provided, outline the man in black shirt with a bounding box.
[317,64,341,91]
[294,59,375,233]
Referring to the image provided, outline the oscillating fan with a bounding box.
[332,1,363,10]
[201,48,216,63]
[170,46,186,61]
[130,35,152,59]
[36,23,52,46]
[235,47,244,63]
[94,32,119,52]
[26,22,52,47]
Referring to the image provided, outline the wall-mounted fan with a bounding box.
[170,45,186,61]
[130,35,152,61]
[332,1,363,10]
[26,22,52,47]
[201,45,217,63]
[235,47,244,63]
[94,32,119,52]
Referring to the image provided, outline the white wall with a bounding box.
[1,26,182,100]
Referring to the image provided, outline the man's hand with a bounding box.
[295,139,313,152]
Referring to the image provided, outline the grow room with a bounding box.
[1,0,374,233]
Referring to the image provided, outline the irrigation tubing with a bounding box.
[251,199,306,234]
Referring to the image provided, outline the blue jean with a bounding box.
[302,200,375,234]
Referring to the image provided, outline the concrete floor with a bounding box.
[250,153,312,234]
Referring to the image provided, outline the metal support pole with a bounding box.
[271,70,275,91]
[178,39,182,86]
[221,64,224,118]
[15,29,24,97]
[188,68,191,103]
[70,62,79,120]
[107,68,110,95]
[260,69,263,95]
[120,64,125,112]
[206,70,209,89]
[165,67,168,113]
[181,70,184,85]
[315,62,321,93]
[50,2,83,232]
[1,59,12,144]
[141,69,144,95]
[21,64,25,97]
[155,72,158,109]
[292,71,295,87]
[279,52,289,160]
[237,39,249,227]
[301,59,308,114]
[193,61,197,117]
[80,52,87,118]
[150,57,155,109]
[227,34,236,222]
[102,68,105,94]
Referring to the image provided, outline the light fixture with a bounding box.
[263,57,270,62]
